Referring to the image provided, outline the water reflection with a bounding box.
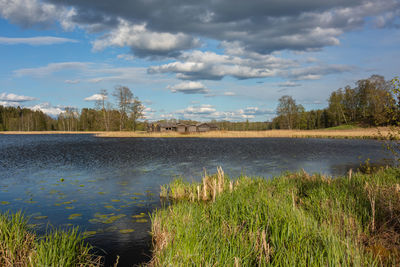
[0,134,393,266]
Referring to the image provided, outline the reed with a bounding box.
[150,167,400,266]
[0,211,102,267]
[95,128,398,139]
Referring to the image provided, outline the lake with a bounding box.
[0,134,393,266]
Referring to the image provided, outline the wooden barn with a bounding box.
[148,122,218,133]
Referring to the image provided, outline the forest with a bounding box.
[0,75,398,131]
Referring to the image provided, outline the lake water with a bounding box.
[0,134,393,266]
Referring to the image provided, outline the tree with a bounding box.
[129,97,144,131]
[113,86,133,131]
[276,95,299,129]
[95,89,110,131]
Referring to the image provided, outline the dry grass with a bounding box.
[96,128,396,139]
[0,131,100,135]
[2,127,398,139]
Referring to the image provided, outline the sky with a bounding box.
[0,0,399,121]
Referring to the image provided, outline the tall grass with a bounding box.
[96,128,398,139]
[0,211,102,267]
[150,167,400,266]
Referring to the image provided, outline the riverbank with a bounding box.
[1,127,397,139]
[150,167,400,266]
[0,212,102,266]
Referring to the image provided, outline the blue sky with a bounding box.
[0,0,399,121]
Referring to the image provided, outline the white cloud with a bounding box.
[92,19,200,57]
[64,79,80,84]
[278,81,301,87]
[84,94,107,101]
[0,101,21,107]
[29,102,64,117]
[149,50,292,80]
[223,91,236,96]
[173,104,274,121]
[0,0,76,30]
[0,36,78,45]
[0,92,36,102]
[117,54,134,61]
[14,62,89,77]
[168,81,209,94]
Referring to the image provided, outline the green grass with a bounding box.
[323,124,362,130]
[0,211,102,266]
[150,167,400,266]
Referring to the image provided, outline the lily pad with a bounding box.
[83,231,97,236]
[65,206,75,210]
[68,214,82,220]
[111,199,121,202]
[33,216,48,220]
[119,229,134,234]
[1,201,10,205]
[136,219,148,223]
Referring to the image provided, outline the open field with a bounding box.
[1,127,398,139]
[150,167,400,266]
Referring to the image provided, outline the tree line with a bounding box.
[271,75,397,129]
[0,86,146,131]
[1,75,398,132]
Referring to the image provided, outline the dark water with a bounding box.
[0,134,393,266]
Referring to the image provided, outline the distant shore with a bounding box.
[0,128,397,139]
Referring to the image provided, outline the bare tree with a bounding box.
[113,86,133,131]
[95,89,110,131]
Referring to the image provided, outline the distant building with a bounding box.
[148,122,218,133]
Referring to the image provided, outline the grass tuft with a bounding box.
[0,211,102,266]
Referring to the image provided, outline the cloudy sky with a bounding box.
[1,0,399,121]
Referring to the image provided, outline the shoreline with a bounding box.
[0,128,396,139]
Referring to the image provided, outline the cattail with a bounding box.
[197,185,200,201]
[230,181,233,192]
[213,179,217,202]
[348,169,352,180]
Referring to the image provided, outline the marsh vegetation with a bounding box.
[151,167,400,266]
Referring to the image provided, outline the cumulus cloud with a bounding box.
[84,94,107,101]
[148,50,294,80]
[0,36,78,45]
[29,102,64,116]
[0,92,36,102]
[173,104,275,121]
[168,81,209,94]
[92,19,200,58]
[1,0,396,58]
[0,0,77,30]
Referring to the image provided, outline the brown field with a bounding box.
[1,128,398,139]
[95,127,397,139]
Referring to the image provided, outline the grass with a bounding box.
[0,211,102,266]
[96,128,397,139]
[149,167,400,266]
[2,127,398,139]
